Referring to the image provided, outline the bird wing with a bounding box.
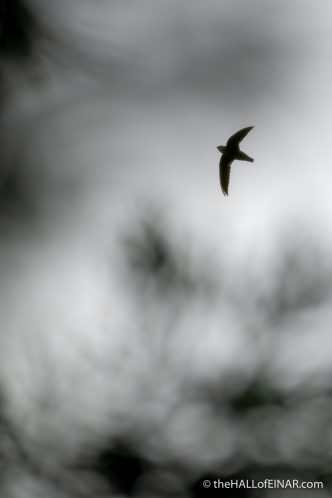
[219,154,233,196]
[226,126,254,147]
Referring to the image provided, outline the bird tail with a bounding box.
[236,151,253,162]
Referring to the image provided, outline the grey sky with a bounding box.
[1,1,332,496]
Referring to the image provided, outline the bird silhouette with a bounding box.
[217,126,254,196]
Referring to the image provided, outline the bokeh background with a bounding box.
[1,1,332,496]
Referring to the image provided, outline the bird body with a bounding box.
[217,126,254,196]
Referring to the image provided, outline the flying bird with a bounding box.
[217,126,254,196]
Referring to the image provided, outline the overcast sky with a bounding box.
[2,1,332,496]
[14,0,332,243]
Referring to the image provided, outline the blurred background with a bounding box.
[1,1,332,496]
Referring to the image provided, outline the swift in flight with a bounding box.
[217,126,254,196]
